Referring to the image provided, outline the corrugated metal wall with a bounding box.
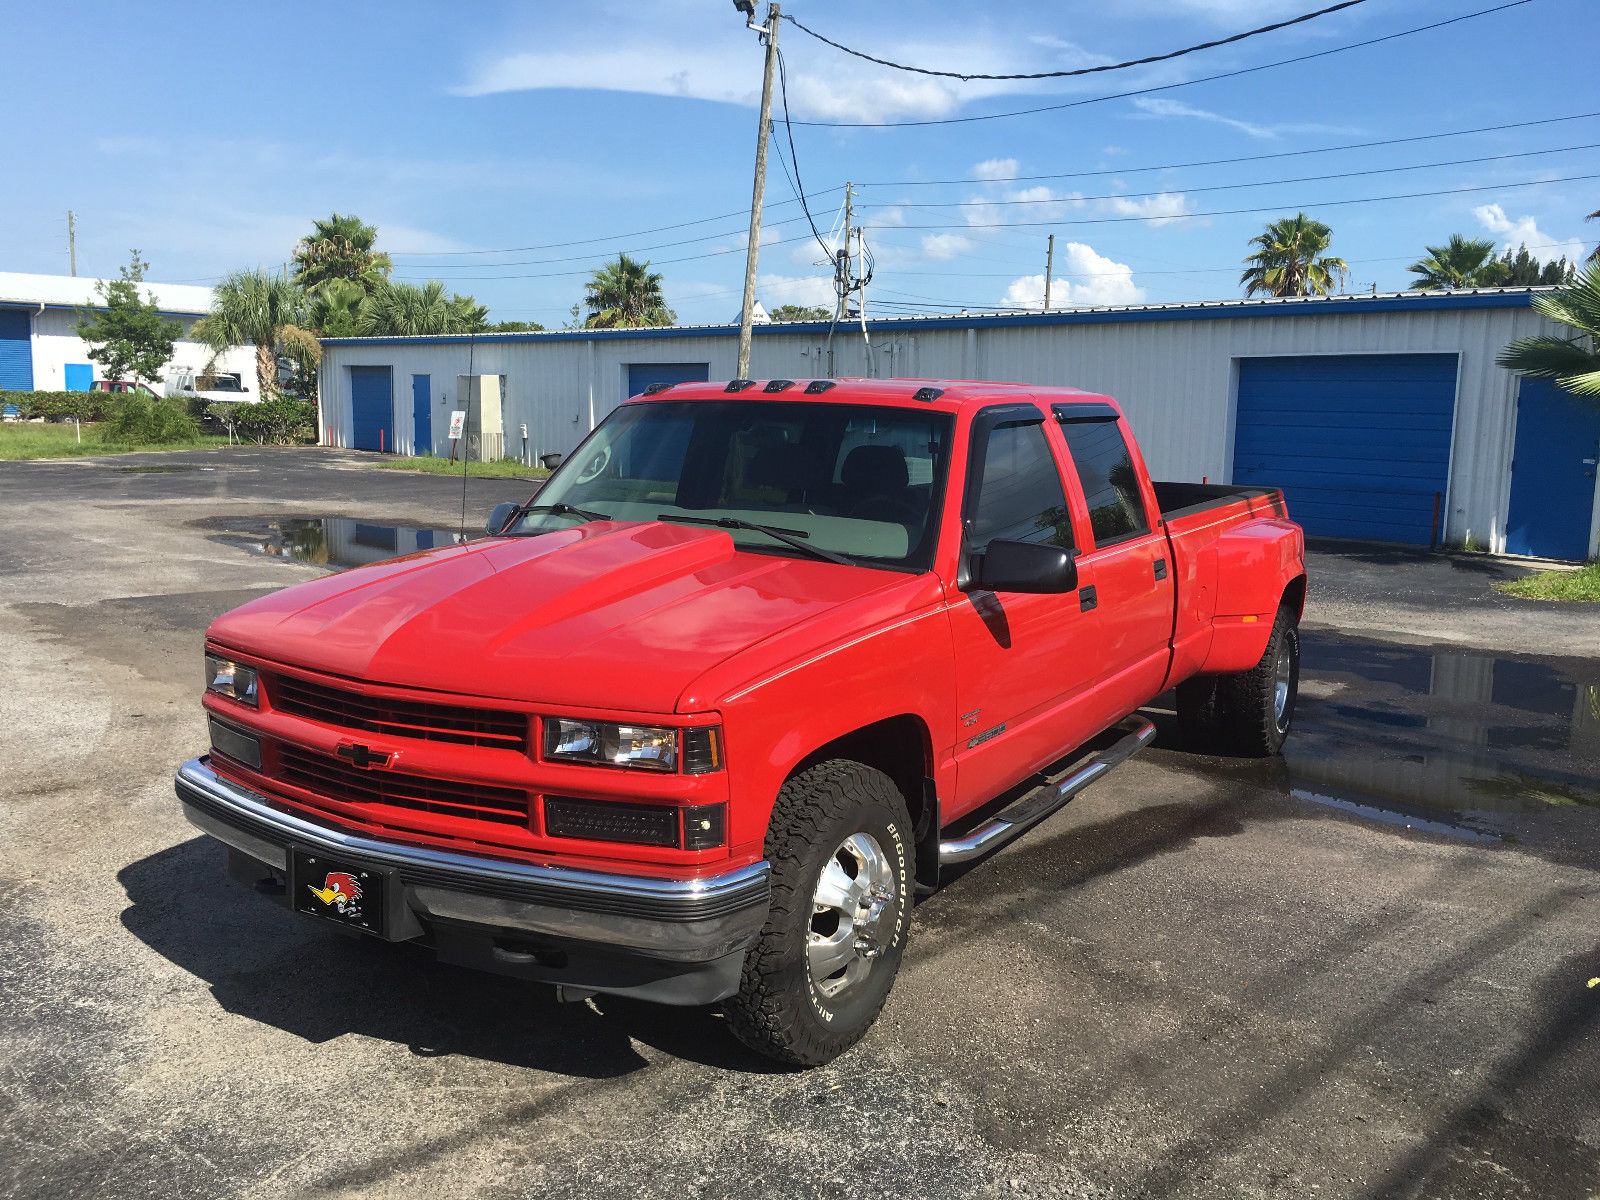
[319,299,1575,555]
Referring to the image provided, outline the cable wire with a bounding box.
[788,0,1532,128]
[781,0,1367,82]
[775,45,838,259]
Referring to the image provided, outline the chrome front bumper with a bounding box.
[174,757,771,978]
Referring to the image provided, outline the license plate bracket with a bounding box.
[291,849,390,938]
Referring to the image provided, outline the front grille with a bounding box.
[278,745,531,827]
[544,796,679,847]
[270,673,529,751]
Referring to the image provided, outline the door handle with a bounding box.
[1153,557,1168,580]
[1079,584,1098,613]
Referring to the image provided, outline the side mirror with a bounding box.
[539,452,564,470]
[486,501,518,536]
[971,539,1078,594]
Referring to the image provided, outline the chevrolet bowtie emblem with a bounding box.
[335,743,391,769]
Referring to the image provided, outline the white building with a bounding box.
[318,288,1600,562]
[0,271,255,395]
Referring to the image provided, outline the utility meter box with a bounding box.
[455,374,505,462]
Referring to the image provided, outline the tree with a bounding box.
[1587,207,1599,264]
[360,280,488,336]
[194,270,319,399]
[1407,234,1509,290]
[74,250,180,384]
[292,213,392,295]
[1497,243,1575,286]
[769,304,831,321]
[583,253,675,328]
[1497,262,1600,400]
[1240,213,1348,298]
[308,277,368,339]
[490,320,545,332]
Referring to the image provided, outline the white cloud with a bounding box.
[1473,204,1586,266]
[972,158,1021,182]
[1103,192,1196,226]
[920,233,977,261]
[1002,243,1144,309]
[1129,96,1361,140]
[758,273,837,309]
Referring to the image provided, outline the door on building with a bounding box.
[1506,377,1600,561]
[350,366,394,452]
[0,309,33,391]
[412,374,432,456]
[625,362,709,402]
[64,363,93,391]
[1232,353,1458,546]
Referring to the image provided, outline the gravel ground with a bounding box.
[1,447,1596,1200]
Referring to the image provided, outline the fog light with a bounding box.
[682,803,726,850]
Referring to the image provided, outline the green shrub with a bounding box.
[233,397,316,445]
[105,395,201,444]
[0,390,119,421]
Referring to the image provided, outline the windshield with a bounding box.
[511,399,955,571]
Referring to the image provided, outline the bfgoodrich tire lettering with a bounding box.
[726,759,913,1067]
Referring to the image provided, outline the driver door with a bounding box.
[944,404,1100,818]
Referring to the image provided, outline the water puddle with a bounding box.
[209,516,473,569]
[1282,633,1600,838]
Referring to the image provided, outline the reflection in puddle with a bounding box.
[1285,634,1600,837]
[234,517,471,569]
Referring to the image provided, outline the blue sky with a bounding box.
[6,0,1595,325]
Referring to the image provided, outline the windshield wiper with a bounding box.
[657,513,854,566]
[506,501,613,528]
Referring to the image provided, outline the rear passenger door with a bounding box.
[1053,406,1176,727]
[946,403,1103,817]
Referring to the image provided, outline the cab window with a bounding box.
[1058,420,1150,546]
[966,419,1074,553]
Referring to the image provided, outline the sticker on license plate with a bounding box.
[292,850,387,937]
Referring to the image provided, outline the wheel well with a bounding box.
[790,720,934,876]
[1282,574,1307,620]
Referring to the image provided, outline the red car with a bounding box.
[177,378,1305,1065]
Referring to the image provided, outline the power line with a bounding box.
[788,0,1533,128]
[864,171,1600,233]
[781,0,1367,82]
[774,45,836,259]
[392,228,825,282]
[871,142,1600,211]
[860,110,1600,189]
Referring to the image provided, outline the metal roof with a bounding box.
[320,286,1554,348]
[0,271,214,316]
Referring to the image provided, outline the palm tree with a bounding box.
[584,253,675,328]
[1240,214,1348,297]
[195,270,318,399]
[309,277,368,338]
[292,213,392,294]
[1407,234,1510,290]
[1497,262,1600,399]
[1587,207,1599,264]
[360,281,488,336]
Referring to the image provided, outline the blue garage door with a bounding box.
[1505,377,1600,561]
[625,362,708,401]
[350,366,393,452]
[1233,354,1458,545]
[0,309,33,391]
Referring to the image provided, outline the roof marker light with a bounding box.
[642,382,675,395]
[803,380,837,395]
[763,379,795,393]
[913,386,944,402]
[725,379,757,392]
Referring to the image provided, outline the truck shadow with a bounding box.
[117,837,781,1077]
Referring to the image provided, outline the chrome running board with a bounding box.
[938,716,1157,866]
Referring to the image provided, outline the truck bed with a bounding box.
[1153,480,1285,522]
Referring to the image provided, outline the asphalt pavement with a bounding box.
[1,447,1595,1200]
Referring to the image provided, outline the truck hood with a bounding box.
[207,520,916,713]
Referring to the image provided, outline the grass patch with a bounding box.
[0,422,230,461]
[371,455,550,479]
[1495,562,1600,602]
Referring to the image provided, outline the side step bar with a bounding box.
[938,716,1157,866]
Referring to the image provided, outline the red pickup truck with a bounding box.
[177,378,1305,1065]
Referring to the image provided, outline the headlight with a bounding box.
[205,652,259,706]
[543,719,678,771]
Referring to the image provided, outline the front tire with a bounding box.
[726,759,913,1067]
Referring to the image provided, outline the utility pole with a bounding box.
[67,210,77,277]
[826,181,853,378]
[736,1,780,380]
[1043,233,1055,311]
